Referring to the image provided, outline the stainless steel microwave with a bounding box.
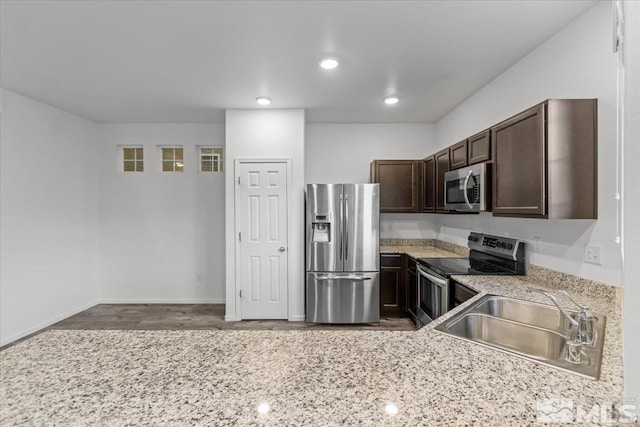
[444,163,489,212]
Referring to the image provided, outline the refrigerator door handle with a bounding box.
[339,193,343,261]
[344,194,349,260]
[316,275,372,281]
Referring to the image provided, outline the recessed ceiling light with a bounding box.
[256,97,271,106]
[257,403,270,414]
[383,96,399,105]
[319,58,339,70]
[385,403,399,415]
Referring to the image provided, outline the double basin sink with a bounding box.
[434,294,606,379]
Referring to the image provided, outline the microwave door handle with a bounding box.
[463,170,474,209]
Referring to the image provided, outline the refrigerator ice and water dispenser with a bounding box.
[311,214,331,242]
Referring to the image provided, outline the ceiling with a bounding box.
[0,0,597,123]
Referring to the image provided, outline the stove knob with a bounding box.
[506,243,514,250]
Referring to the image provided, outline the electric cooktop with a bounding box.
[418,232,526,278]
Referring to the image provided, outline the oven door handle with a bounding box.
[417,266,448,286]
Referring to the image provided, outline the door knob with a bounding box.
[279,246,286,252]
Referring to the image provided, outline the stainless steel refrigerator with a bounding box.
[305,184,380,324]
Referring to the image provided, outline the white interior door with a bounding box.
[236,161,289,319]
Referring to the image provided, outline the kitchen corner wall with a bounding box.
[98,123,226,303]
[224,110,306,321]
[623,0,640,407]
[434,0,621,286]
[0,88,100,346]
[305,123,439,239]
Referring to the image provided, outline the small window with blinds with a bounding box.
[199,146,223,173]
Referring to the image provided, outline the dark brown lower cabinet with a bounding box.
[380,254,406,315]
[449,280,478,309]
[406,257,418,321]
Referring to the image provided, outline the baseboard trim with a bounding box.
[0,300,98,348]
[98,299,226,304]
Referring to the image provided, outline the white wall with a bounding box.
[434,0,621,286]
[305,124,436,183]
[306,123,439,239]
[98,123,225,303]
[0,88,100,346]
[224,110,305,321]
[623,0,640,407]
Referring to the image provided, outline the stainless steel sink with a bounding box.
[447,313,568,360]
[435,294,606,379]
[473,295,575,332]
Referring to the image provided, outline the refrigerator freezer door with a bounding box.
[306,184,343,272]
[342,184,380,272]
[306,272,380,323]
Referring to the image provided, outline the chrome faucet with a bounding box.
[559,290,596,346]
[527,288,596,346]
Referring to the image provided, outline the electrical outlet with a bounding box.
[585,245,602,265]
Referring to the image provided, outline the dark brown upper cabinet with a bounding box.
[468,129,491,164]
[422,155,436,212]
[370,160,421,213]
[449,140,468,170]
[434,149,450,213]
[491,99,597,219]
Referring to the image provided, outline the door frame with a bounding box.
[233,158,293,320]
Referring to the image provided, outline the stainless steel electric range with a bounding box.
[415,232,526,326]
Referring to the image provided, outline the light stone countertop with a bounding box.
[380,245,460,259]
[0,249,626,425]
[376,243,625,424]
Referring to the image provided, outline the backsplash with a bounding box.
[380,238,470,256]
[380,238,435,246]
[526,264,618,303]
[381,238,618,302]
[432,240,469,257]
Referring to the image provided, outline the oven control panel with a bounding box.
[468,232,522,259]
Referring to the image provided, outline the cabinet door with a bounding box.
[380,254,405,314]
[406,260,418,320]
[371,160,420,213]
[449,280,478,309]
[449,140,468,170]
[491,104,546,217]
[434,149,450,213]
[422,156,435,213]
[468,130,491,164]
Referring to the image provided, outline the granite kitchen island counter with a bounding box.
[0,271,625,426]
